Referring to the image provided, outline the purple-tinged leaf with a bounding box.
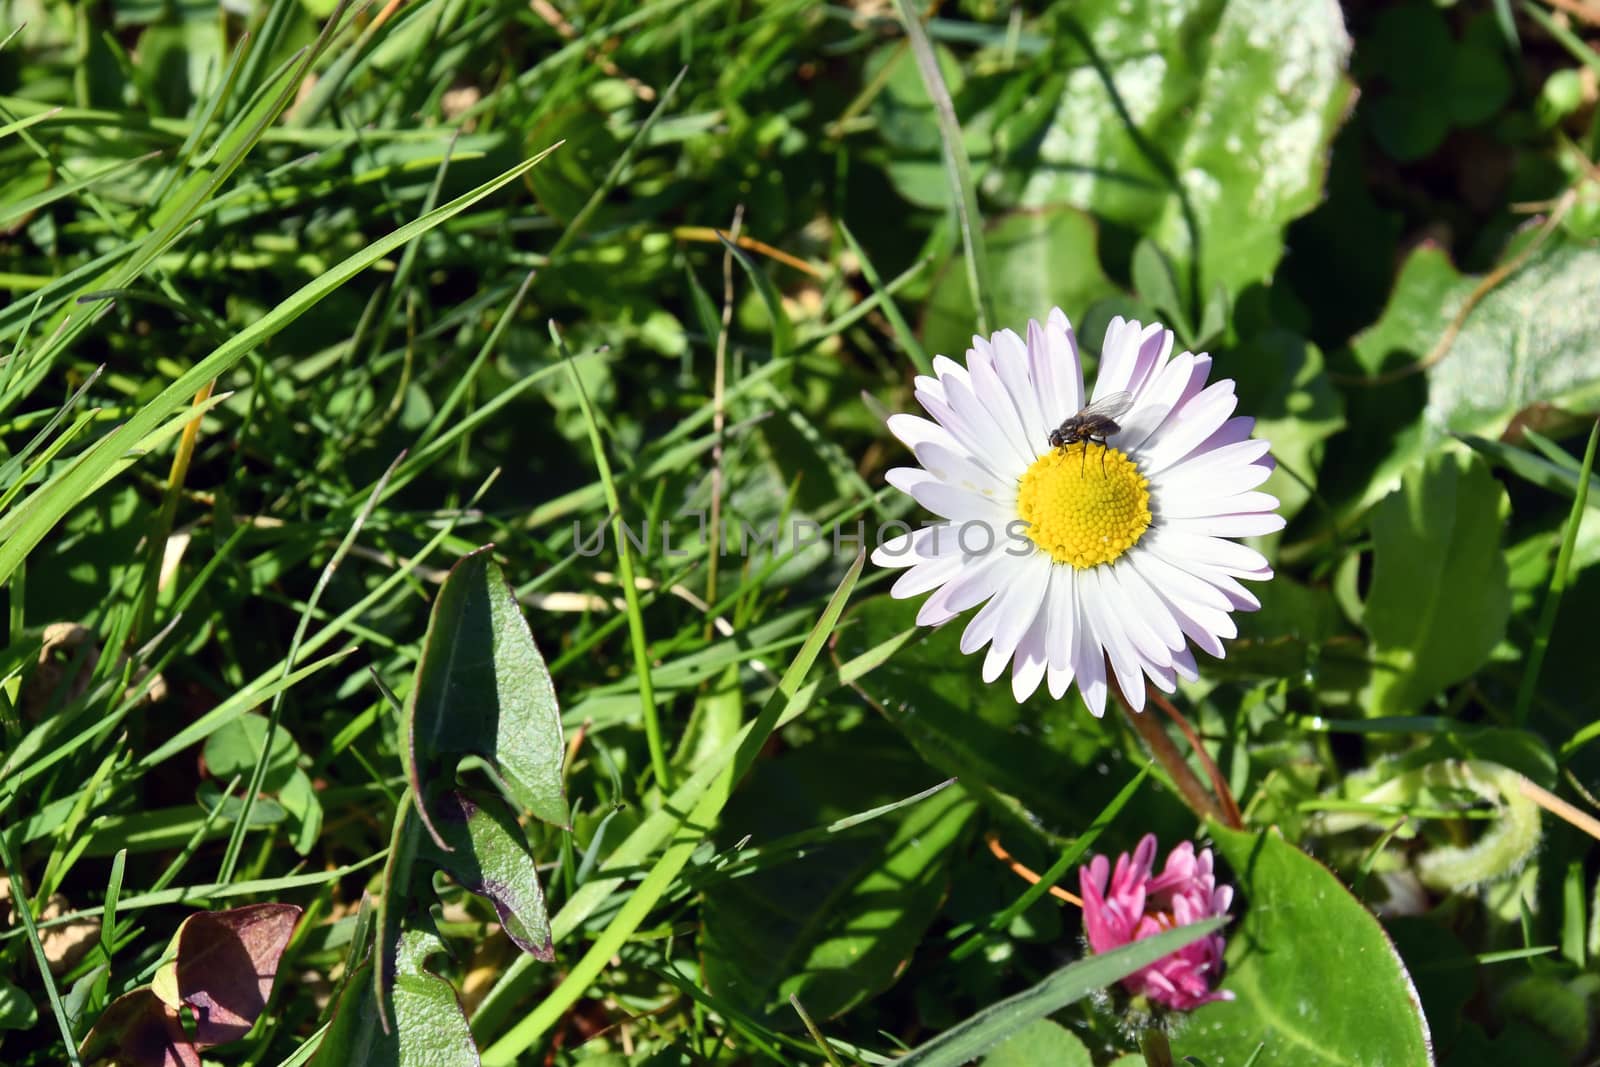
[173,903,301,1047]
[404,546,566,840]
[78,989,197,1067]
[418,789,553,960]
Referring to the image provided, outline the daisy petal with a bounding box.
[1082,568,1148,709]
[959,552,1041,655]
[886,467,1010,525]
[917,388,1030,482]
[1168,512,1286,538]
[1141,381,1239,474]
[1046,308,1086,414]
[1011,609,1050,702]
[983,553,1052,680]
[991,327,1050,448]
[1109,559,1185,653]
[891,554,967,598]
[1071,581,1109,716]
[1113,351,1196,453]
[966,348,1039,465]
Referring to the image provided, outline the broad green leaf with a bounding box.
[375,796,426,1022]
[315,948,477,1067]
[982,1019,1092,1066]
[990,0,1353,297]
[1228,330,1344,523]
[405,546,567,833]
[0,976,37,1031]
[196,786,288,829]
[201,713,322,855]
[279,770,324,856]
[701,731,976,1021]
[1362,6,1510,161]
[893,919,1225,1067]
[921,208,1118,362]
[1362,450,1509,714]
[417,789,553,961]
[1131,238,1192,339]
[1361,4,1454,160]
[203,713,299,792]
[1171,825,1432,1067]
[1348,239,1600,510]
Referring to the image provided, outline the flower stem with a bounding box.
[1113,680,1226,826]
[1147,686,1243,829]
[1139,1026,1175,1067]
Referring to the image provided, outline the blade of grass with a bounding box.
[130,380,215,645]
[0,143,561,586]
[2,854,389,939]
[217,452,405,881]
[0,829,83,1065]
[0,365,103,501]
[790,994,845,1067]
[897,919,1224,1067]
[0,390,234,556]
[891,0,992,333]
[690,776,958,888]
[802,243,935,347]
[1514,417,1598,724]
[716,231,794,361]
[415,271,537,447]
[547,67,688,261]
[0,646,353,812]
[704,207,742,639]
[138,473,501,774]
[1521,1,1600,76]
[99,848,127,967]
[7,1,357,403]
[838,220,930,374]
[0,105,62,142]
[555,323,671,793]
[0,151,163,229]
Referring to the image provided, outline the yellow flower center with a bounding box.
[1016,443,1152,568]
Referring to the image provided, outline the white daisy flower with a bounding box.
[871,309,1281,716]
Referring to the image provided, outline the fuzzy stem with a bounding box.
[1139,1026,1175,1067]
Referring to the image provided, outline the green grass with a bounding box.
[4,1,1600,1065]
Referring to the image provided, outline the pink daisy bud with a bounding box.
[1079,833,1235,1012]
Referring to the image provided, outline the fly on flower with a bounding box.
[1047,389,1134,474]
[871,309,1282,715]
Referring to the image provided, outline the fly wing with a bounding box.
[1080,390,1134,421]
